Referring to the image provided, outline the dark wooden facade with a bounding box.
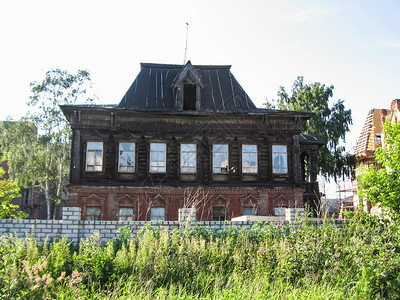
[61,62,324,221]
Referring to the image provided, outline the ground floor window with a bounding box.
[242,207,256,215]
[86,206,101,220]
[150,207,165,221]
[213,206,226,221]
[274,207,287,216]
[119,207,134,221]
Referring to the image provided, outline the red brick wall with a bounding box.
[68,185,305,221]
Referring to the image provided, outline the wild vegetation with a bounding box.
[358,119,400,218]
[0,212,399,299]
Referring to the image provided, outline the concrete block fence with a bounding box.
[0,207,345,245]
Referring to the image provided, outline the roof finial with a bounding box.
[183,22,189,65]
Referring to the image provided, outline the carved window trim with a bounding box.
[240,194,261,215]
[147,194,169,221]
[82,193,106,220]
[115,194,138,221]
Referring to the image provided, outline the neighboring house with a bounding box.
[353,99,400,214]
[60,61,324,221]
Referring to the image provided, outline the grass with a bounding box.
[0,211,400,299]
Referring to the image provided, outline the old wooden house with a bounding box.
[60,61,324,221]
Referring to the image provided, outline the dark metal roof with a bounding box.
[117,62,258,112]
[299,133,325,145]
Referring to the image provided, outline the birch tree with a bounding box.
[265,76,355,181]
[0,69,94,219]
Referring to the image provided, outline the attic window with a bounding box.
[183,84,196,110]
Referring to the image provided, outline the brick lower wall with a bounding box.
[0,207,345,244]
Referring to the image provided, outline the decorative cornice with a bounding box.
[68,184,305,195]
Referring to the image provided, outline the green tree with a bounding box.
[0,69,94,219]
[358,120,400,217]
[0,162,26,219]
[265,76,355,180]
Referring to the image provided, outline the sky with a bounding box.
[1,0,399,154]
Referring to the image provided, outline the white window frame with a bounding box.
[272,145,288,174]
[180,143,197,174]
[86,142,103,172]
[150,143,166,173]
[118,142,135,173]
[242,144,258,174]
[150,207,165,221]
[212,144,229,174]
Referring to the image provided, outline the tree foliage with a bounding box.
[0,163,26,219]
[0,69,94,219]
[358,120,400,218]
[265,76,355,180]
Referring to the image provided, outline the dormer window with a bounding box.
[173,61,204,111]
[183,84,197,110]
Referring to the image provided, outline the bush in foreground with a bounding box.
[0,212,400,299]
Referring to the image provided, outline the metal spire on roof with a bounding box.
[183,22,189,65]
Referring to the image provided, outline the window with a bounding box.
[180,143,197,173]
[119,207,134,221]
[213,144,229,173]
[150,207,165,221]
[375,133,382,146]
[150,143,166,173]
[86,206,101,220]
[274,207,287,216]
[86,142,103,172]
[119,142,135,173]
[272,145,288,174]
[213,206,226,221]
[243,207,256,215]
[242,145,258,173]
[183,84,196,110]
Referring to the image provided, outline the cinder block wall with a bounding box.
[0,207,344,244]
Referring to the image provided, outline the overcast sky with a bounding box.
[1,0,400,152]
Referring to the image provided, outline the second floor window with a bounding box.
[150,143,166,173]
[180,143,196,173]
[242,144,258,173]
[86,142,103,172]
[272,145,288,174]
[213,144,229,173]
[119,142,135,173]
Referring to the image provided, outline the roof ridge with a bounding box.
[140,62,231,70]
